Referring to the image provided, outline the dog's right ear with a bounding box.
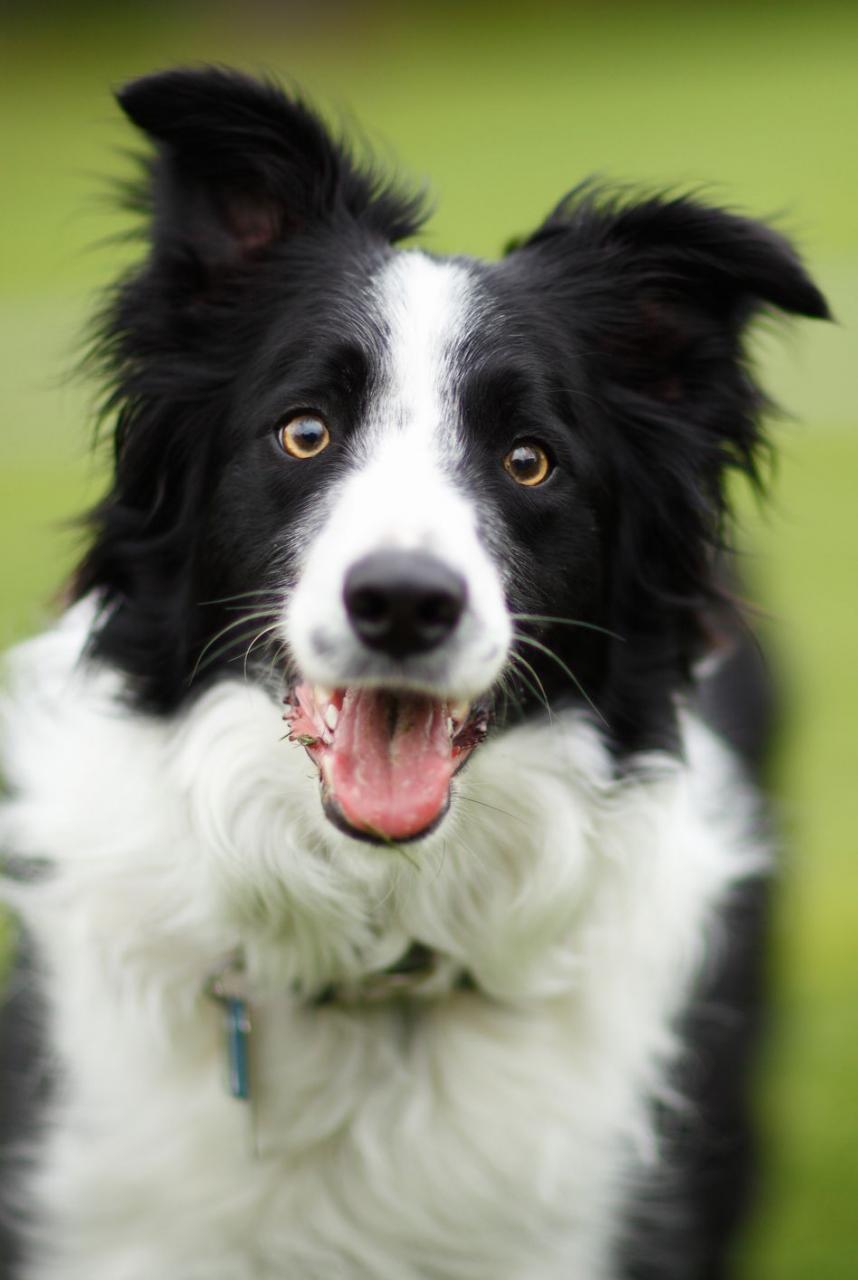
[117,67,423,287]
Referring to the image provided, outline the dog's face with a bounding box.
[78,68,827,844]
[213,245,612,841]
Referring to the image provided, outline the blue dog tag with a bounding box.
[206,953,253,1104]
[223,995,252,1101]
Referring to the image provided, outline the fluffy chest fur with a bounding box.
[2,605,761,1280]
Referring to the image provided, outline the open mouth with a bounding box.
[284,684,488,842]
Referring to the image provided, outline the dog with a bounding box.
[0,67,828,1279]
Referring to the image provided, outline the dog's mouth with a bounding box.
[284,684,488,843]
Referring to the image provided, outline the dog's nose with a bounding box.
[344,551,467,659]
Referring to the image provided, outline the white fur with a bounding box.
[0,601,766,1279]
[287,252,511,701]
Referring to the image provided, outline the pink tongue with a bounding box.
[327,689,453,840]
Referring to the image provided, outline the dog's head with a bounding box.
[76,68,828,844]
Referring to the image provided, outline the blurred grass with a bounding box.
[1,3,856,1275]
[736,432,858,1278]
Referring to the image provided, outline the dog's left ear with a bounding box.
[518,188,830,409]
[117,67,423,286]
[510,187,831,505]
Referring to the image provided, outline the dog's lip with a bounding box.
[321,788,452,845]
[283,683,488,843]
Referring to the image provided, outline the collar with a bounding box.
[205,945,474,1102]
[312,941,475,1006]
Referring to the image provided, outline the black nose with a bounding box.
[343,551,467,659]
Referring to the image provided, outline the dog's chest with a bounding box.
[33,988,631,1280]
[2,635,762,1280]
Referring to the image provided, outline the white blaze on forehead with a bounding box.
[369,250,476,457]
[337,250,477,554]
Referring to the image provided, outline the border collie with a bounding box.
[0,67,828,1279]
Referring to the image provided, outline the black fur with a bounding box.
[619,621,777,1278]
[0,929,52,1275]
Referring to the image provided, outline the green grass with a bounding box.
[735,434,858,1278]
[2,4,856,1275]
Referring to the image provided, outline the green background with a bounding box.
[2,3,856,1274]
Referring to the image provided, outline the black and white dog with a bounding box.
[0,68,828,1279]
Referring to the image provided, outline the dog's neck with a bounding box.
[205,941,475,1106]
[207,940,472,1012]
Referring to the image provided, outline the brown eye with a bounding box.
[277,414,331,460]
[502,442,552,487]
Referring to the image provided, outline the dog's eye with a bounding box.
[277,415,331,460]
[502,442,552,487]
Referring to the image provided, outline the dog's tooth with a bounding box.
[446,717,454,737]
[314,684,334,706]
[450,700,471,724]
[325,704,339,731]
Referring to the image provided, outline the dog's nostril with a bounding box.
[344,552,467,659]
[349,587,392,636]
[419,592,459,628]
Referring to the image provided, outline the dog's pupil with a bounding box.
[510,446,541,478]
[294,420,322,451]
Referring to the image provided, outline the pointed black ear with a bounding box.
[590,191,830,321]
[531,185,831,318]
[520,187,830,405]
[117,67,424,282]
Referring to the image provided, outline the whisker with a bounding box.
[493,671,515,726]
[264,639,291,688]
[197,589,283,608]
[191,610,279,681]
[220,602,282,614]
[508,651,553,722]
[510,613,625,643]
[201,608,279,648]
[192,628,273,680]
[504,660,541,716]
[455,794,529,827]
[514,633,607,726]
[242,623,283,680]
